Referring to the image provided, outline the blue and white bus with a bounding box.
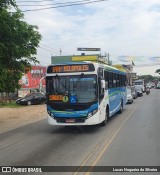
[46,62,127,126]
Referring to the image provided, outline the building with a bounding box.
[51,54,109,64]
[18,65,46,97]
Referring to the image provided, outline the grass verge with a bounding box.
[0,101,23,108]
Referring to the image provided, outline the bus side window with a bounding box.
[113,73,117,88]
[98,67,103,77]
[117,74,120,87]
[98,76,105,103]
[119,75,122,87]
[122,75,124,87]
[109,72,113,88]
[104,70,109,90]
[123,75,127,86]
[122,75,127,87]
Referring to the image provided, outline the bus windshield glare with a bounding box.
[46,75,97,103]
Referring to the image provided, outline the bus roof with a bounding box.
[134,79,144,82]
[94,62,126,75]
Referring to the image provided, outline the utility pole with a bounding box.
[107,53,112,65]
[59,49,62,55]
[107,53,109,65]
[39,76,45,93]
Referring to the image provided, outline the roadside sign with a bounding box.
[77,48,101,51]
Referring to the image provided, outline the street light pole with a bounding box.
[39,76,45,93]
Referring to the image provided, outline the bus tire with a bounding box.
[118,101,123,114]
[101,108,109,126]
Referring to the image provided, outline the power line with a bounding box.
[39,45,64,54]
[39,46,54,52]
[21,0,108,12]
[16,0,56,3]
[39,45,71,55]
[40,43,73,55]
[40,43,54,50]
[18,0,91,6]
[39,46,63,55]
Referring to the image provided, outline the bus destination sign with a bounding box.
[47,64,95,73]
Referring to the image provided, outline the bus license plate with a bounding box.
[65,119,75,123]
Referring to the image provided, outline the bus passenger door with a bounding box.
[98,78,106,121]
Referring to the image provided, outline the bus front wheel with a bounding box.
[101,108,109,126]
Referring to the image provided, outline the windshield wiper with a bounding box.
[73,73,84,89]
[55,74,68,93]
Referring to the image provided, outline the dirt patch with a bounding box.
[0,104,47,134]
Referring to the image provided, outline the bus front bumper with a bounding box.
[47,113,100,126]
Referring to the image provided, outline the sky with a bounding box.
[15,0,160,76]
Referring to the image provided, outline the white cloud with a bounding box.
[16,0,160,74]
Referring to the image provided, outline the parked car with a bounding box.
[134,85,143,97]
[127,86,133,104]
[131,86,137,99]
[134,79,145,92]
[146,82,155,89]
[156,82,160,89]
[151,83,155,88]
[16,92,46,105]
[146,83,152,89]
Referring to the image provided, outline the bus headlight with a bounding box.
[87,112,93,118]
[51,113,54,117]
[47,110,51,115]
[92,109,98,115]
[47,110,54,117]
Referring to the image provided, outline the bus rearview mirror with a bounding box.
[101,80,105,89]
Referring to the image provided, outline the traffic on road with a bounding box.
[0,87,160,174]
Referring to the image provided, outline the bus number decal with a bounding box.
[49,95,63,101]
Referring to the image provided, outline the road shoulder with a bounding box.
[0,105,47,134]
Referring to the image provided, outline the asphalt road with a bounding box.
[0,89,160,175]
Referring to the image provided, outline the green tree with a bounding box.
[0,0,42,102]
[138,75,154,83]
[155,69,160,74]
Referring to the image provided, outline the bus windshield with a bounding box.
[46,75,97,103]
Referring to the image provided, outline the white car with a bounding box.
[134,79,145,93]
[127,86,133,104]
[146,83,152,89]
[135,86,143,97]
